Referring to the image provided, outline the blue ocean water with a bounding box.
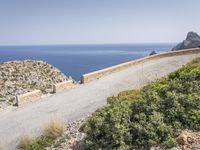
[0,44,174,81]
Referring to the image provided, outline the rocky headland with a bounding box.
[172,32,200,50]
[0,60,69,109]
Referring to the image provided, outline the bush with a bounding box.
[26,136,54,150]
[81,100,132,149]
[81,57,200,149]
[17,119,65,150]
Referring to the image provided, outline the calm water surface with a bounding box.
[0,44,174,81]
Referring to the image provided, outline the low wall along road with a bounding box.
[53,80,76,93]
[15,90,42,106]
[14,48,200,106]
[81,48,200,83]
[15,80,76,106]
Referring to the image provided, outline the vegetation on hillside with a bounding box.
[81,57,200,150]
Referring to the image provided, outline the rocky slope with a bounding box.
[172,32,200,50]
[0,60,69,108]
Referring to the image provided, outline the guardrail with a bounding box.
[15,90,42,106]
[14,80,76,106]
[53,80,76,93]
[81,48,200,83]
[14,48,200,106]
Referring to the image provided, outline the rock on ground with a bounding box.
[151,130,200,150]
[0,60,69,109]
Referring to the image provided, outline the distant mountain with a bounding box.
[172,32,200,50]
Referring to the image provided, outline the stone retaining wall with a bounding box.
[15,90,42,106]
[81,48,200,83]
[53,80,75,93]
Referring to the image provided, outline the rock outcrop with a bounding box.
[0,60,69,108]
[149,51,157,56]
[172,32,200,51]
[176,130,200,150]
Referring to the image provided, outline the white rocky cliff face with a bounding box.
[172,32,200,50]
[0,60,69,108]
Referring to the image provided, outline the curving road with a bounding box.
[0,53,199,149]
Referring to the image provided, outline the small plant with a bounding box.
[27,136,54,150]
[17,118,65,150]
[17,134,34,150]
[43,118,65,139]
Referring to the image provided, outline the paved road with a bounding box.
[0,53,199,149]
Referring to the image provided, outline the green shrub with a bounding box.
[18,135,54,150]
[25,136,54,150]
[81,100,132,149]
[81,57,200,150]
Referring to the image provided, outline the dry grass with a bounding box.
[43,118,65,139]
[189,56,200,67]
[16,118,65,150]
[17,134,34,150]
[0,145,7,150]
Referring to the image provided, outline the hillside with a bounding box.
[81,57,200,150]
[0,60,69,109]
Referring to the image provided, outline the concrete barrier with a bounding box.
[53,80,75,93]
[15,90,42,106]
[81,48,200,83]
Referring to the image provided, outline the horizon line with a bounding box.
[0,42,177,47]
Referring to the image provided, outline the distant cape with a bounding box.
[172,32,200,51]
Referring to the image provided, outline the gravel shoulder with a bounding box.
[0,54,199,149]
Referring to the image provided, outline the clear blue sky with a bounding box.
[0,0,200,45]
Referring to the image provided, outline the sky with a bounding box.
[0,0,200,45]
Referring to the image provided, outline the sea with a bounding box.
[0,44,174,81]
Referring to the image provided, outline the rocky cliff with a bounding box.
[172,32,200,50]
[0,60,69,108]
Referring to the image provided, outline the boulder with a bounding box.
[176,132,188,145]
